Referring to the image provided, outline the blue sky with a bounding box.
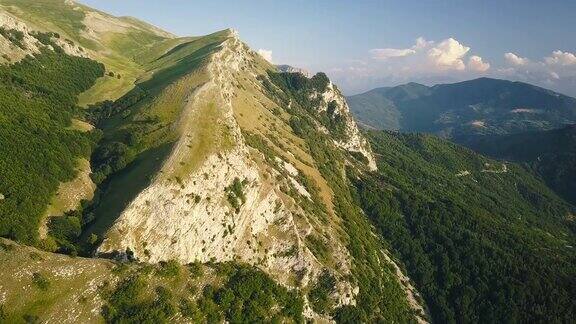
[80,0,576,95]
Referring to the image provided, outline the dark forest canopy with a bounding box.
[352,131,576,323]
[0,50,104,244]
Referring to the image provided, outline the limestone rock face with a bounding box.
[320,82,378,171]
[276,64,312,77]
[0,11,86,63]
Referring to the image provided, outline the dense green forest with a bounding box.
[0,50,104,244]
[351,131,576,323]
[459,125,576,206]
[102,262,304,323]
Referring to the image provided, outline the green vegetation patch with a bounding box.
[101,276,177,323]
[226,177,247,213]
[0,50,104,244]
[100,262,303,323]
[32,272,51,291]
[204,264,304,323]
[0,27,26,49]
[309,270,337,314]
[352,131,576,323]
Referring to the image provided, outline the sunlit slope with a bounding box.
[1,2,422,320]
[78,28,421,321]
[0,0,174,105]
[0,238,309,323]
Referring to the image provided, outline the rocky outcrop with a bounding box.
[0,10,86,63]
[277,64,312,77]
[312,80,378,171]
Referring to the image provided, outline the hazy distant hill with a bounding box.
[348,78,576,138]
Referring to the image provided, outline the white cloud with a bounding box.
[427,38,470,70]
[545,50,576,66]
[550,71,560,80]
[257,49,273,63]
[504,52,530,66]
[368,37,475,71]
[413,37,434,50]
[328,37,576,97]
[468,55,490,72]
[369,48,416,60]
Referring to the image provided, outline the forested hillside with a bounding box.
[0,44,104,244]
[459,125,576,206]
[351,131,576,323]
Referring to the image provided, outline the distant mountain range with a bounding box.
[349,77,576,208]
[348,78,576,139]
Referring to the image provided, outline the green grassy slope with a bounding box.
[0,0,174,106]
[352,131,576,323]
[80,30,232,246]
[0,238,303,323]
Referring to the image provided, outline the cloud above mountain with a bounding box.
[367,37,479,72]
[325,37,576,97]
[327,37,493,94]
[428,38,470,70]
[468,55,490,72]
[545,50,576,66]
[504,53,529,66]
[498,50,576,90]
[257,49,273,63]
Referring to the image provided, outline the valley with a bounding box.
[0,0,575,323]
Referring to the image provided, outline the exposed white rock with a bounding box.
[276,64,312,77]
[456,170,471,177]
[0,10,86,63]
[0,12,41,63]
[382,252,429,324]
[481,163,508,174]
[511,108,541,114]
[319,82,378,171]
[470,120,486,128]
